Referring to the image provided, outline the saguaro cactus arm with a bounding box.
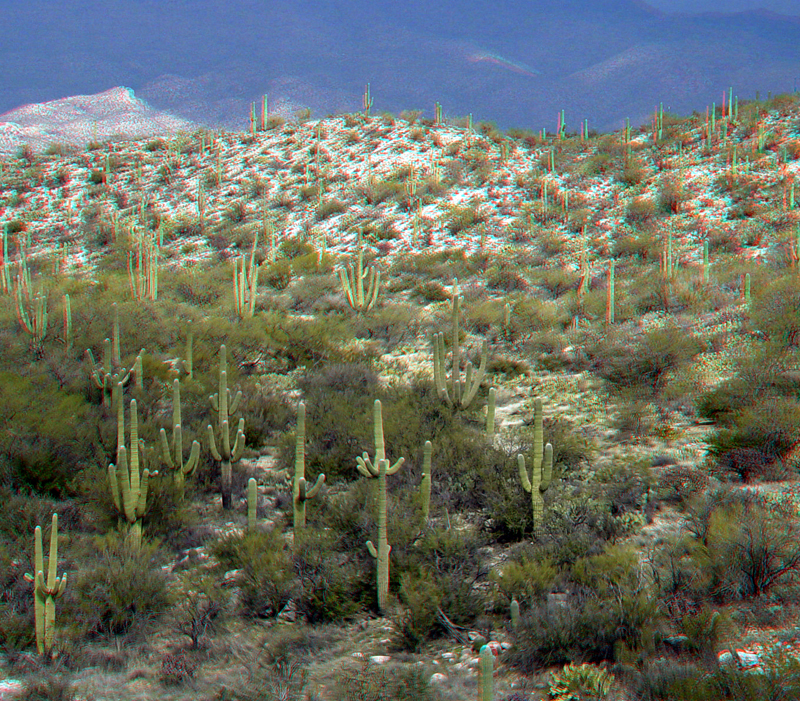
[159,379,200,497]
[355,399,405,477]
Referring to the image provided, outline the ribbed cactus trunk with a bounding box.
[517,398,554,538]
[366,458,391,613]
[480,644,494,701]
[292,402,325,540]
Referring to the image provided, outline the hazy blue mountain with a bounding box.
[0,0,798,136]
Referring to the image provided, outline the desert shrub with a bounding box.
[231,650,309,701]
[656,466,711,504]
[678,490,800,602]
[262,258,293,290]
[333,656,440,701]
[394,570,443,651]
[485,264,529,292]
[628,659,711,701]
[413,280,451,303]
[657,178,690,214]
[491,549,559,610]
[505,552,660,677]
[292,528,372,623]
[167,570,230,650]
[616,161,646,186]
[586,324,704,397]
[613,232,659,260]
[624,197,657,226]
[394,528,487,629]
[352,304,420,347]
[747,274,800,350]
[236,379,295,447]
[160,651,200,686]
[68,535,170,640]
[0,370,99,497]
[705,398,800,481]
[207,528,294,619]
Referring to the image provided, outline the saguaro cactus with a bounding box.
[517,398,554,537]
[159,379,201,501]
[291,402,325,536]
[87,304,144,408]
[339,229,380,313]
[207,345,246,510]
[23,514,67,657]
[357,400,404,613]
[247,477,258,530]
[366,458,393,614]
[109,392,156,550]
[419,440,433,526]
[480,644,494,701]
[432,279,488,410]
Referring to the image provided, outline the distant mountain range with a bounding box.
[0,0,798,150]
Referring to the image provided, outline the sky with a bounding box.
[0,0,797,137]
[645,0,799,13]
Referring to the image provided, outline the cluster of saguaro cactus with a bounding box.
[207,345,246,510]
[86,304,144,408]
[108,389,157,550]
[357,399,404,613]
[339,229,380,313]
[128,234,159,301]
[291,402,325,540]
[432,279,488,410]
[518,397,554,538]
[159,379,201,502]
[23,514,67,657]
[233,233,260,318]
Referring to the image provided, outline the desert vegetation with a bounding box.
[2,89,800,700]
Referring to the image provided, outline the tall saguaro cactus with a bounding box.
[291,402,325,536]
[159,379,201,501]
[432,279,488,410]
[109,391,156,550]
[357,400,404,613]
[419,440,433,526]
[207,345,246,510]
[517,398,554,538]
[23,514,67,657]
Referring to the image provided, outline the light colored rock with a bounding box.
[370,655,391,665]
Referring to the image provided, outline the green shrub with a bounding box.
[394,570,443,651]
[68,535,170,640]
[587,324,704,397]
[293,528,371,623]
[491,550,559,609]
[208,529,294,619]
[262,259,293,290]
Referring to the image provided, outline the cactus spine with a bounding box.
[108,390,156,549]
[292,402,325,536]
[207,345,246,510]
[517,398,554,537]
[480,644,494,701]
[23,514,67,657]
[159,379,201,501]
[432,279,487,409]
[357,400,404,613]
[420,440,433,525]
[339,228,380,313]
